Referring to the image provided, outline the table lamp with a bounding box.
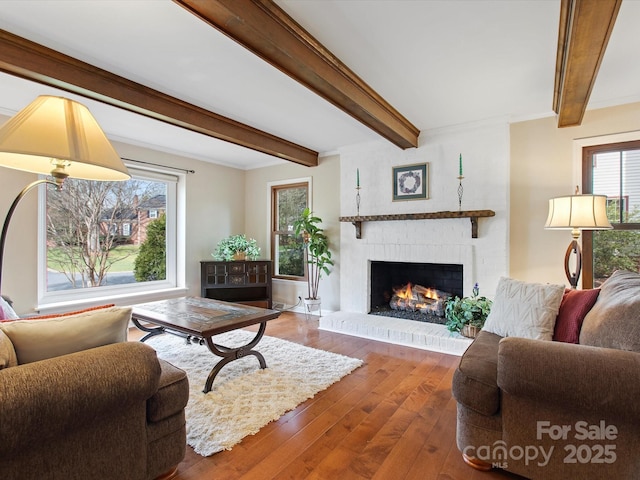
[0,95,130,294]
[544,189,612,288]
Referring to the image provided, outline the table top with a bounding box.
[131,296,281,337]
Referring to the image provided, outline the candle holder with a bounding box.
[356,186,361,216]
[457,175,464,211]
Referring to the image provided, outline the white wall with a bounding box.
[339,120,510,312]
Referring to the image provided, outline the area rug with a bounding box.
[146,331,363,456]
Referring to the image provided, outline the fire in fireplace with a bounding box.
[389,283,451,317]
[369,261,463,324]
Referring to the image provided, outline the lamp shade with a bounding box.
[544,194,613,230]
[0,95,129,181]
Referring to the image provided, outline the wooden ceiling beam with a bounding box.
[0,29,318,167]
[175,0,420,149]
[553,0,622,127]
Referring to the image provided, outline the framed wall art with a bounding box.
[392,163,428,201]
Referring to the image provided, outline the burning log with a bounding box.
[389,283,451,317]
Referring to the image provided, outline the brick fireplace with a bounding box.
[322,122,507,353]
[339,235,482,314]
[336,122,509,320]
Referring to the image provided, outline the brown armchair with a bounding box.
[452,270,640,479]
[0,306,189,480]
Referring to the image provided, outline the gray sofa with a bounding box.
[452,270,640,480]
[0,306,189,480]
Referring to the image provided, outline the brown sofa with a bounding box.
[0,306,189,480]
[452,270,640,480]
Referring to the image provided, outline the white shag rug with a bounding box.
[146,330,363,456]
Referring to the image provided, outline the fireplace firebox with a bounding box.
[369,261,463,323]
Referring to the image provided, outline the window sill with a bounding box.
[273,277,305,284]
[35,286,189,315]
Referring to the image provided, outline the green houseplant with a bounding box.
[445,283,492,337]
[292,208,334,302]
[212,234,261,261]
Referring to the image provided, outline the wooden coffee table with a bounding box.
[131,296,281,393]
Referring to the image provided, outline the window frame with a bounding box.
[581,139,640,288]
[37,162,184,309]
[269,178,311,282]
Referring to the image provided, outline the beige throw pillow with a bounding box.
[0,306,131,364]
[0,329,18,369]
[482,277,565,341]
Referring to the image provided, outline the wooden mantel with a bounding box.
[339,210,495,239]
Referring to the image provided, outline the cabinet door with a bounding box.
[247,262,269,284]
[204,263,227,285]
[227,262,247,284]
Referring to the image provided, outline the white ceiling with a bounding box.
[0,0,639,170]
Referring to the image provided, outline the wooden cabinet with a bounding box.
[200,260,272,309]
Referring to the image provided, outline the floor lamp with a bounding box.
[544,191,612,289]
[0,95,130,297]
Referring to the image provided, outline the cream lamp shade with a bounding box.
[0,95,130,181]
[544,194,612,236]
[544,193,612,288]
[0,95,130,295]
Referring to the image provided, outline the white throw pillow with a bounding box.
[482,277,565,341]
[0,306,131,364]
[0,296,19,320]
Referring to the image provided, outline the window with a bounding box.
[149,209,158,219]
[606,196,629,218]
[38,164,180,305]
[271,181,309,280]
[582,140,640,287]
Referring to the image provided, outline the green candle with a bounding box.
[459,154,463,176]
[357,168,360,187]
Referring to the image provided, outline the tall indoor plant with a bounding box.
[293,208,334,305]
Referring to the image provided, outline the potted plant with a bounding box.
[212,234,261,261]
[444,283,492,338]
[293,208,334,312]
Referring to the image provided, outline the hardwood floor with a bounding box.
[135,312,523,480]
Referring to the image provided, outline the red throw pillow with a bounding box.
[553,289,600,343]
[18,304,116,321]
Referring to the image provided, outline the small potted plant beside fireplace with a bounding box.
[293,207,334,316]
[445,283,492,338]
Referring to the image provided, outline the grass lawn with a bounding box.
[47,245,140,273]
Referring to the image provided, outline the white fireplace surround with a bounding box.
[343,244,475,313]
[318,122,509,353]
[336,121,509,318]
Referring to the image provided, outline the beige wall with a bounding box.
[244,154,340,312]
[0,135,246,315]
[0,167,39,313]
[510,101,640,286]
[4,101,639,314]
